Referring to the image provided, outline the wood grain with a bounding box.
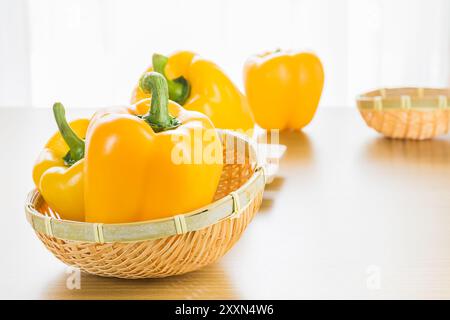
[1,107,449,299]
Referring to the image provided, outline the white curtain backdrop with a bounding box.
[0,0,449,108]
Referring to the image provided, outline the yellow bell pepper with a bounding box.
[85,72,223,223]
[131,51,255,133]
[244,50,324,130]
[33,104,88,221]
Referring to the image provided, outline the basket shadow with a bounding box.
[42,263,238,300]
[258,197,275,214]
[362,136,450,167]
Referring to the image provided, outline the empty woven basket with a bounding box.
[25,130,266,279]
[357,87,450,140]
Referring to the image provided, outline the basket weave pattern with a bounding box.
[33,138,262,279]
[357,87,450,140]
[360,109,450,140]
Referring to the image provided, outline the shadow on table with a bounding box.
[264,176,285,192]
[363,136,450,167]
[258,196,274,214]
[257,131,314,215]
[42,263,237,300]
[279,131,314,166]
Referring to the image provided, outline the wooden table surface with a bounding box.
[1,107,449,299]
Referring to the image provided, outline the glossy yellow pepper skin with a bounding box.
[244,51,324,130]
[131,51,254,132]
[85,72,223,223]
[33,107,89,221]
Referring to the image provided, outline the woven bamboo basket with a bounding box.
[25,130,266,279]
[357,87,450,140]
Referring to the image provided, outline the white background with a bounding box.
[1,0,449,108]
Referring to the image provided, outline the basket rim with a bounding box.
[356,87,450,111]
[25,130,266,243]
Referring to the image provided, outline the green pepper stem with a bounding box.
[151,53,190,105]
[139,72,180,133]
[52,102,85,166]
